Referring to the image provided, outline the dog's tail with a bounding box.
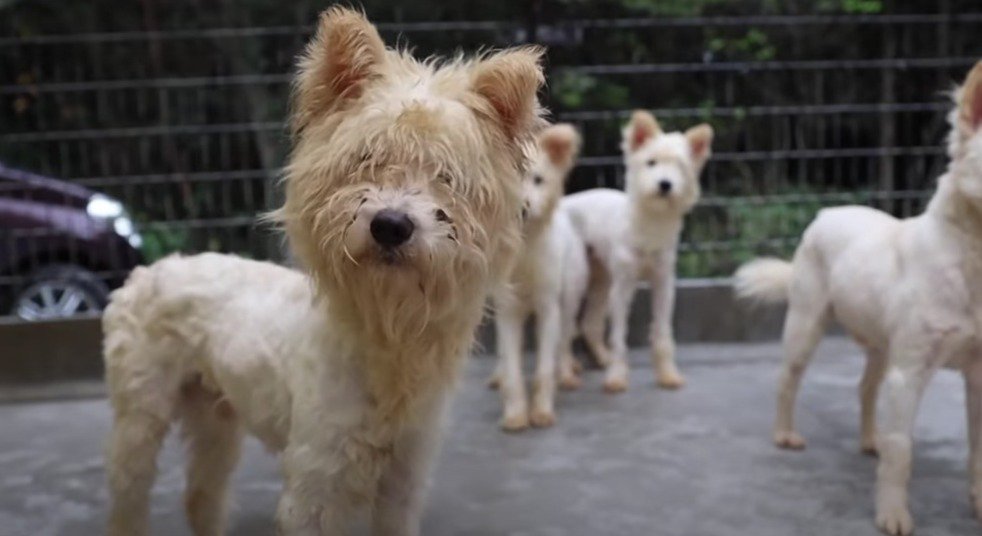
[733,257,793,305]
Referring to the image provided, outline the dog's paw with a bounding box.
[773,430,806,450]
[529,409,556,428]
[603,376,628,394]
[500,413,529,433]
[559,374,582,391]
[861,436,879,457]
[876,502,914,536]
[656,373,686,390]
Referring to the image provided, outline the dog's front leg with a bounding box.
[530,298,561,427]
[494,292,529,431]
[602,274,637,393]
[276,435,356,536]
[964,357,982,523]
[372,402,446,536]
[649,250,684,389]
[875,350,939,536]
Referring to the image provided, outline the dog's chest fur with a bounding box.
[929,185,982,362]
[629,202,682,252]
[508,221,559,304]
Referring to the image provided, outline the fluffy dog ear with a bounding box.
[623,110,661,154]
[958,61,982,137]
[291,7,387,134]
[685,123,714,169]
[539,123,581,171]
[471,47,546,142]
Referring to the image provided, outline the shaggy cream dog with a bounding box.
[561,111,713,392]
[102,7,543,536]
[735,61,982,535]
[489,123,588,431]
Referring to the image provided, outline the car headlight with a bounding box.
[113,216,133,237]
[88,194,142,250]
[86,194,124,219]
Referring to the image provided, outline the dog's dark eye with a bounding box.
[646,159,657,167]
[435,209,451,223]
[438,172,453,186]
[533,175,544,185]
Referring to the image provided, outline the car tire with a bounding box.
[11,264,110,321]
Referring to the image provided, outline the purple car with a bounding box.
[0,162,143,320]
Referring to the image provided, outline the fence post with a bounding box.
[878,19,896,215]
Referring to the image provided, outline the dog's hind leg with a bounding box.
[106,368,179,536]
[558,349,582,391]
[858,347,887,456]
[580,253,612,369]
[179,381,244,536]
[773,269,829,450]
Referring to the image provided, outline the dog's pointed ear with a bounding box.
[471,47,545,142]
[623,110,661,154]
[539,123,581,171]
[291,7,387,134]
[958,61,982,137]
[685,123,714,169]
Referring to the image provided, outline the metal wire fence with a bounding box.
[1,10,980,319]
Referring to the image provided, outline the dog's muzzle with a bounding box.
[370,209,414,248]
[657,179,673,197]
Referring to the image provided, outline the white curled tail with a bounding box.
[733,257,793,304]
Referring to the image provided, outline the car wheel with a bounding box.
[11,265,110,321]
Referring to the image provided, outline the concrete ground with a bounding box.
[1,338,979,536]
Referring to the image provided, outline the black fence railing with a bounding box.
[1,7,979,319]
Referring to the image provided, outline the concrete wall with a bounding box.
[0,279,785,385]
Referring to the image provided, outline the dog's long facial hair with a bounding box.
[273,7,544,418]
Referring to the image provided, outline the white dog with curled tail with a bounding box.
[561,111,713,393]
[734,60,982,535]
[102,7,543,536]
[489,123,588,432]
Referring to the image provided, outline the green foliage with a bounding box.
[815,0,884,13]
[615,0,731,16]
[139,227,189,263]
[708,29,776,61]
[551,71,629,110]
[677,189,869,277]
[842,0,884,13]
[725,198,823,264]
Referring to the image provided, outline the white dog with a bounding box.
[490,123,588,431]
[734,61,982,536]
[561,110,713,392]
[102,7,543,536]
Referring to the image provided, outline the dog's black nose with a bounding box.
[658,180,672,194]
[370,209,414,247]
